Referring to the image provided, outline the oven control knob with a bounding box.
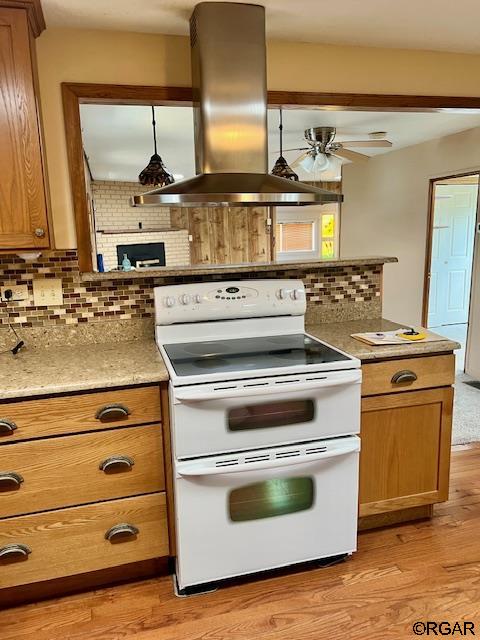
[179,294,191,305]
[194,294,202,304]
[277,288,289,300]
[291,288,305,301]
[164,296,176,308]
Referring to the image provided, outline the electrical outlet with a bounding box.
[1,284,29,303]
[32,278,63,306]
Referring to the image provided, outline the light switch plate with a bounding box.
[0,284,29,303]
[32,278,63,306]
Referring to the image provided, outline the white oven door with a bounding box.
[171,369,361,458]
[174,436,360,590]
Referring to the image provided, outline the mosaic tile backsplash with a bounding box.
[0,251,382,328]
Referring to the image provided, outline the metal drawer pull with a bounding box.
[99,455,134,473]
[391,370,418,384]
[105,523,139,542]
[95,404,131,421]
[0,419,17,435]
[0,543,31,560]
[0,472,24,489]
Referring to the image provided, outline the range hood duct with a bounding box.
[133,2,342,207]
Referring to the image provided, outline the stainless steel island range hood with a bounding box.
[133,2,342,207]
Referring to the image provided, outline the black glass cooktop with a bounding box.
[163,333,351,377]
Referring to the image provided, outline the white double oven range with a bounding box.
[155,279,362,595]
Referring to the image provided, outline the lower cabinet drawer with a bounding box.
[0,425,164,518]
[361,354,455,396]
[0,385,162,444]
[0,493,169,589]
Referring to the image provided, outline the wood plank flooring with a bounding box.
[1,443,480,640]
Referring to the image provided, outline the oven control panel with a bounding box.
[154,279,306,325]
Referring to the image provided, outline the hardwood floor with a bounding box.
[1,443,480,640]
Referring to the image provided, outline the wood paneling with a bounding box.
[0,7,50,249]
[0,492,168,589]
[361,354,455,396]
[171,206,272,265]
[0,385,162,443]
[0,443,477,639]
[188,207,212,264]
[0,424,164,517]
[359,387,453,516]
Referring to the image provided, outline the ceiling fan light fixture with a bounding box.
[139,106,175,187]
[318,154,342,182]
[271,107,299,181]
[299,152,316,173]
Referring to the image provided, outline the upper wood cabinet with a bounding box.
[0,2,51,250]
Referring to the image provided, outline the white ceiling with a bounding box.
[80,104,480,182]
[44,0,480,54]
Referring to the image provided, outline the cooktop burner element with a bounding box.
[163,333,350,377]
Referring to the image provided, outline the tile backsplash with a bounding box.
[0,251,382,329]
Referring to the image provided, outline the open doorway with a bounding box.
[425,172,479,373]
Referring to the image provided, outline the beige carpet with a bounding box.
[453,373,480,445]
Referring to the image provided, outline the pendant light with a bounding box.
[271,107,299,181]
[139,106,175,187]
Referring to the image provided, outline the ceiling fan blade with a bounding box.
[290,151,310,168]
[333,148,370,163]
[340,140,393,148]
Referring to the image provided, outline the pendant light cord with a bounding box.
[151,105,158,155]
[279,107,283,157]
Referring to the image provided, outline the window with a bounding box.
[229,477,315,522]
[275,206,339,261]
[228,399,315,431]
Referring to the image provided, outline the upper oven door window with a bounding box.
[228,399,315,431]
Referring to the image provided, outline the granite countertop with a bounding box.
[0,340,169,400]
[81,256,398,281]
[0,317,460,401]
[307,318,461,361]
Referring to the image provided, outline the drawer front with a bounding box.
[0,493,168,589]
[0,386,162,443]
[0,425,164,518]
[361,354,455,397]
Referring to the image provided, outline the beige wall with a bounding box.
[36,27,480,248]
[341,127,480,325]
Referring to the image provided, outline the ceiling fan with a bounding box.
[283,127,393,177]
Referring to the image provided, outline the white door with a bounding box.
[428,184,478,327]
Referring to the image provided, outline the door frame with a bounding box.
[422,170,480,327]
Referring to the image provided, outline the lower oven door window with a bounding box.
[229,477,314,522]
[228,400,315,431]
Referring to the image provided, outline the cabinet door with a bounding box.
[359,387,453,517]
[0,8,50,249]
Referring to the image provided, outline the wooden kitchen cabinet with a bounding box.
[0,383,170,603]
[0,2,51,250]
[358,354,455,529]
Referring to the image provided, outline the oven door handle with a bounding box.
[176,439,360,477]
[174,371,361,403]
